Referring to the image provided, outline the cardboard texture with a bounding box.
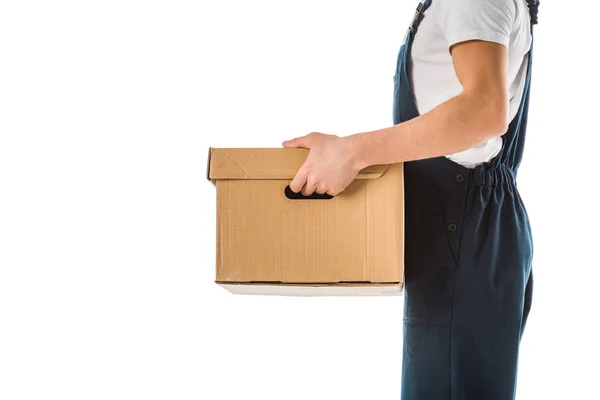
[207,147,405,296]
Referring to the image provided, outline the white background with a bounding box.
[1,1,599,399]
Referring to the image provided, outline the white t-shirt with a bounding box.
[408,0,533,168]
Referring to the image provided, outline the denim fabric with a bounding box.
[394,1,536,399]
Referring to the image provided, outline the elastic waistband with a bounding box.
[404,156,516,190]
[470,162,516,187]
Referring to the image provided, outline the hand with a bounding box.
[282,132,361,196]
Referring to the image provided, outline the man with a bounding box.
[283,0,539,398]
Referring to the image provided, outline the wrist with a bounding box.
[346,132,372,171]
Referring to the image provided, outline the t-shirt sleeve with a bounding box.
[433,0,517,48]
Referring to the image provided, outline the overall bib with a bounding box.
[392,1,538,398]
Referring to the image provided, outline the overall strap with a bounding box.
[394,1,434,124]
[399,0,433,57]
[492,0,540,170]
[527,0,540,25]
[409,0,433,36]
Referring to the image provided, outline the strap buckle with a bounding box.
[527,0,540,25]
[409,2,426,32]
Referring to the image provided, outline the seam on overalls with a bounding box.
[448,256,458,400]
[435,190,459,266]
[454,186,470,265]
[448,181,471,400]
[434,187,463,400]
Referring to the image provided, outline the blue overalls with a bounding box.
[393,1,539,398]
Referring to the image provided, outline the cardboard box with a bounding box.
[206,147,404,296]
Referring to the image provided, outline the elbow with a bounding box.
[461,90,509,140]
[479,95,509,138]
[487,110,509,137]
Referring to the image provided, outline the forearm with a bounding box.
[350,91,508,169]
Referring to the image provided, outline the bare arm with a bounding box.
[283,39,510,196]
[351,39,509,169]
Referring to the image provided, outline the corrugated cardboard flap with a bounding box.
[207,147,388,180]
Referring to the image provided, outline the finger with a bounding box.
[289,167,308,193]
[302,176,317,197]
[282,133,312,148]
[328,186,345,197]
[315,186,327,195]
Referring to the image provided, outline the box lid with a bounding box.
[207,147,387,181]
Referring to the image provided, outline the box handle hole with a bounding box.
[284,185,334,200]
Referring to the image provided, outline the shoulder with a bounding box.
[431,0,520,23]
[430,0,522,47]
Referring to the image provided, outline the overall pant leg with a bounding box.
[400,160,534,400]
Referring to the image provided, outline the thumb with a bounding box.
[282,135,310,148]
